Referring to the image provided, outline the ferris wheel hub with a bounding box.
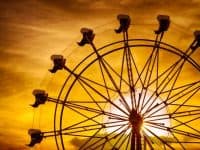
[129,109,143,134]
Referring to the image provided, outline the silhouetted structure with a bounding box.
[49,55,66,73]
[78,28,95,46]
[115,14,130,33]
[27,129,43,147]
[28,14,200,150]
[31,89,48,107]
[154,15,170,34]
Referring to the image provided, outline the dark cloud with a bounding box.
[39,0,119,11]
[38,0,200,16]
[0,130,28,150]
[70,137,87,148]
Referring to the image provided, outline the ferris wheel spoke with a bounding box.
[99,58,132,113]
[168,128,200,141]
[80,74,117,92]
[145,86,200,118]
[170,86,200,114]
[168,103,200,108]
[159,81,200,107]
[147,109,200,119]
[128,41,145,88]
[144,127,175,150]
[98,60,112,101]
[77,79,108,112]
[125,43,136,111]
[116,131,131,149]
[168,141,200,144]
[160,80,200,95]
[125,133,132,150]
[62,133,103,138]
[64,100,107,104]
[103,58,131,88]
[63,125,106,135]
[144,126,179,149]
[62,120,129,145]
[129,49,146,111]
[95,59,131,113]
[141,61,184,115]
[62,113,103,131]
[78,80,129,116]
[148,31,198,90]
[171,117,200,133]
[80,29,133,113]
[143,81,199,117]
[119,46,126,91]
[76,28,131,112]
[144,61,185,113]
[146,123,200,140]
[122,31,137,111]
[171,132,186,150]
[134,31,163,88]
[49,97,128,120]
[147,60,178,88]
[79,126,104,150]
[91,125,129,150]
[86,35,132,113]
[69,74,129,116]
[64,65,117,94]
[82,123,128,149]
[137,33,176,115]
[145,122,183,149]
[142,132,155,150]
[110,122,129,149]
[112,131,130,150]
[67,105,103,125]
[138,33,163,113]
[65,102,127,122]
[63,120,127,132]
[62,122,128,136]
[145,109,200,123]
[102,57,139,112]
[143,45,198,113]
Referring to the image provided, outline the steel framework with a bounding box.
[27,14,200,150]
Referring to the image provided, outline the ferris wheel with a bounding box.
[27,14,200,150]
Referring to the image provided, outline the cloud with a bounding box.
[0,129,28,150]
[70,137,87,148]
[0,1,199,150]
[0,50,46,98]
[38,0,200,15]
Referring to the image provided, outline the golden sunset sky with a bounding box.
[0,0,200,149]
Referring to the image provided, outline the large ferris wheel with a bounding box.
[27,14,200,150]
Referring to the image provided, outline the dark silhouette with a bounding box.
[154,15,170,34]
[49,55,66,73]
[191,30,200,50]
[31,89,48,108]
[27,129,43,147]
[77,28,95,46]
[115,14,130,33]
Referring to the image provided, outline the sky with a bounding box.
[0,0,200,149]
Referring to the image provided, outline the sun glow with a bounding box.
[104,89,171,137]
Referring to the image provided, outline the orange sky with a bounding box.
[0,0,200,149]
